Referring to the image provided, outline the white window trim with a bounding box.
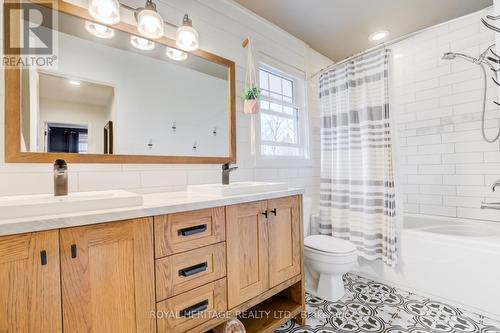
[254,54,311,167]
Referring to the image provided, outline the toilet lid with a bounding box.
[304,235,356,254]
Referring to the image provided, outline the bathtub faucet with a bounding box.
[481,179,500,209]
[481,201,500,210]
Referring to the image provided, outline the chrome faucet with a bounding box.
[481,179,500,210]
[54,159,68,196]
[222,163,238,185]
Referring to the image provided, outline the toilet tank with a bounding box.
[303,196,312,236]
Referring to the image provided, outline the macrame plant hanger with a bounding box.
[242,37,260,114]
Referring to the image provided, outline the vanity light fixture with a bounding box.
[135,0,164,39]
[130,35,155,50]
[369,30,389,42]
[89,0,200,50]
[176,14,199,51]
[85,21,115,39]
[88,0,121,24]
[68,80,81,86]
[166,47,188,61]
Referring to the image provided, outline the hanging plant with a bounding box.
[242,38,260,114]
[241,86,261,100]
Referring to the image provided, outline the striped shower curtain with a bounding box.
[318,49,397,266]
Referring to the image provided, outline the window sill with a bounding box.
[255,155,313,168]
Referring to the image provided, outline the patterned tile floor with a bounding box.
[276,274,500,333]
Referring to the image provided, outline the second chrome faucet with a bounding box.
[222,163,237,185]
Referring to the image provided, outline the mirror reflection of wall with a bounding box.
[20,7,231,158]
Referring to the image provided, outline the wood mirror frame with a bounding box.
[4,0,236,164]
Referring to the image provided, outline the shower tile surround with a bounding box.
[391,7,500,222]
[276,274,500,333]
[0,0,331,204]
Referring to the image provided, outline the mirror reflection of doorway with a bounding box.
[46,123,88,153]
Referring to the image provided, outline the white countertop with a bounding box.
[0,188,304,236]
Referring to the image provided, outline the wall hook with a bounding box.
[192,141,197,150]
[212,127,217,136]
[172,121,177,132]
[147,139,153,149]
[242,37,250,48]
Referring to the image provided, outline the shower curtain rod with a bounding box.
[309,5,494,79]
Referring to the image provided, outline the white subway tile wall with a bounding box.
[0,0,331,209]
[391,7,500,222]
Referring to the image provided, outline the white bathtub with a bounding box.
[355,213,500,320]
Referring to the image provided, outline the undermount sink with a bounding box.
[188,181,288,196]
[0,190,143,220]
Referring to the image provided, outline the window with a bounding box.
[258,63,308,160]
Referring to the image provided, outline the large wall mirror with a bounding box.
[5,1,236,163]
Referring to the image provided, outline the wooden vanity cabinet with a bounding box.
[60,217,156,333]
[0,194,304,333]
[226,195,303,309]
[0,230,62,333]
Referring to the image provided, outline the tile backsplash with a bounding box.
[391,6,500,222]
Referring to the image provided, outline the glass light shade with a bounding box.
[137,9,164,39]
[166,47,187,61]
[175,25,199,51]
[130,35,155,50]
[88,0,120,24]
[85,21,115,39]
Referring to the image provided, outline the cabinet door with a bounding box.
[267,196,302,288]
[226,201,269,309]
[60,218,155,333]
[0,230,61,333]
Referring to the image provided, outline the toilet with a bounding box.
[302,197,358,302]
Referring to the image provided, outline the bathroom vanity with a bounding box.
[0,190,305,332]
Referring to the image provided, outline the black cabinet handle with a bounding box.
[270,208,277,216]
[178,224,207,237]
[179,299,209,317]
[179,261,208,277]
[40,250,47,266]
[71,244,77,258]
[262,210,268,218]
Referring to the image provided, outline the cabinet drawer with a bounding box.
[155,207,225,258]
[156,278,227,333]
[155,242,226,301]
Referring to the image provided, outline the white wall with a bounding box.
[38,98,110,153]
[0,0,332,203]
[391,6,500,222]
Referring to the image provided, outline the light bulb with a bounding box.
[130,35,155,50]
[175,14,199,51]
[85,21,115,39]
[166,47,187,61]
[88,0,120,24]
[137,8,164,39]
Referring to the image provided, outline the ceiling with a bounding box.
[233,0,493,61]
[39,72,114,107]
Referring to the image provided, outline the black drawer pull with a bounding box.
[40,250,47,266]
[179,261,208,277]
[71,244,77,258]
[270,208,277,216]
[262,210,268,218]
[179,299,209,317]
[178,224,207,237]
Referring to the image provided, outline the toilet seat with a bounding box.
[305,235,356,255]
